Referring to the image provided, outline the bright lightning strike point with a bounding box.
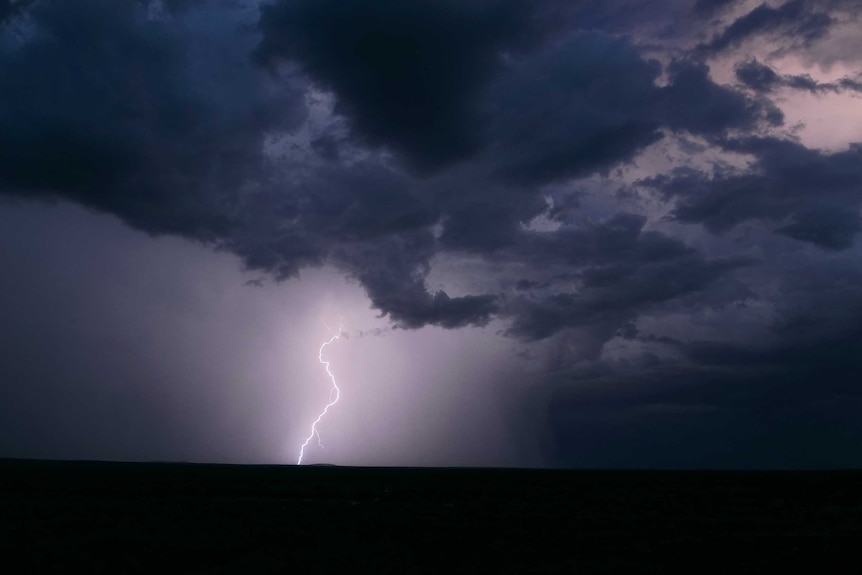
[297,326,343,465]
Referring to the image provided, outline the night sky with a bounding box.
[1,0,861,468]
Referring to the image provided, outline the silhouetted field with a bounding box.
[1,459,860,572]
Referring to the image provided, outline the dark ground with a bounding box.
[1,460,860,573]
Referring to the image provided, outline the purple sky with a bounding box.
[1,0,862,467]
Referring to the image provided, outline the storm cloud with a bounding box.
[0,0,306,238]
[640,137,862,250]
[698,0,835,55]
[736,58,862,94]
[2,0,862,467]
[255,0,539,172]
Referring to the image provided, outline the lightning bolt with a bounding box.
[297,326,343,465]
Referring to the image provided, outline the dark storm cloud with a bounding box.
[156,0,204,14]
[640,138,862,250]
[333,230,499,329]
[500,214,749,344]
[0,0,306,239]
[256,0,540,173]
[247,16,780,332]
[544,337,862,468]
[536,253,862,467]
[735,58,792,91]
[0,0,524,331]
[775,205,861,251]
[286,161,436,244]
[437,199,530,252]
[0,0,35,24]
[487,40,782,187]
[309,132,342,162]
[256,1,778,184]
[693,0,739,18]
[512,213,689,269]
[698,0,835,55]
[486,32,663,185]
[659,59,784,134]
[550,0,702,39]
[735,58,862,94]
[223,159,440,275]
[0,0,839,338]
[248,0,785,334]
[223,158,500,329]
